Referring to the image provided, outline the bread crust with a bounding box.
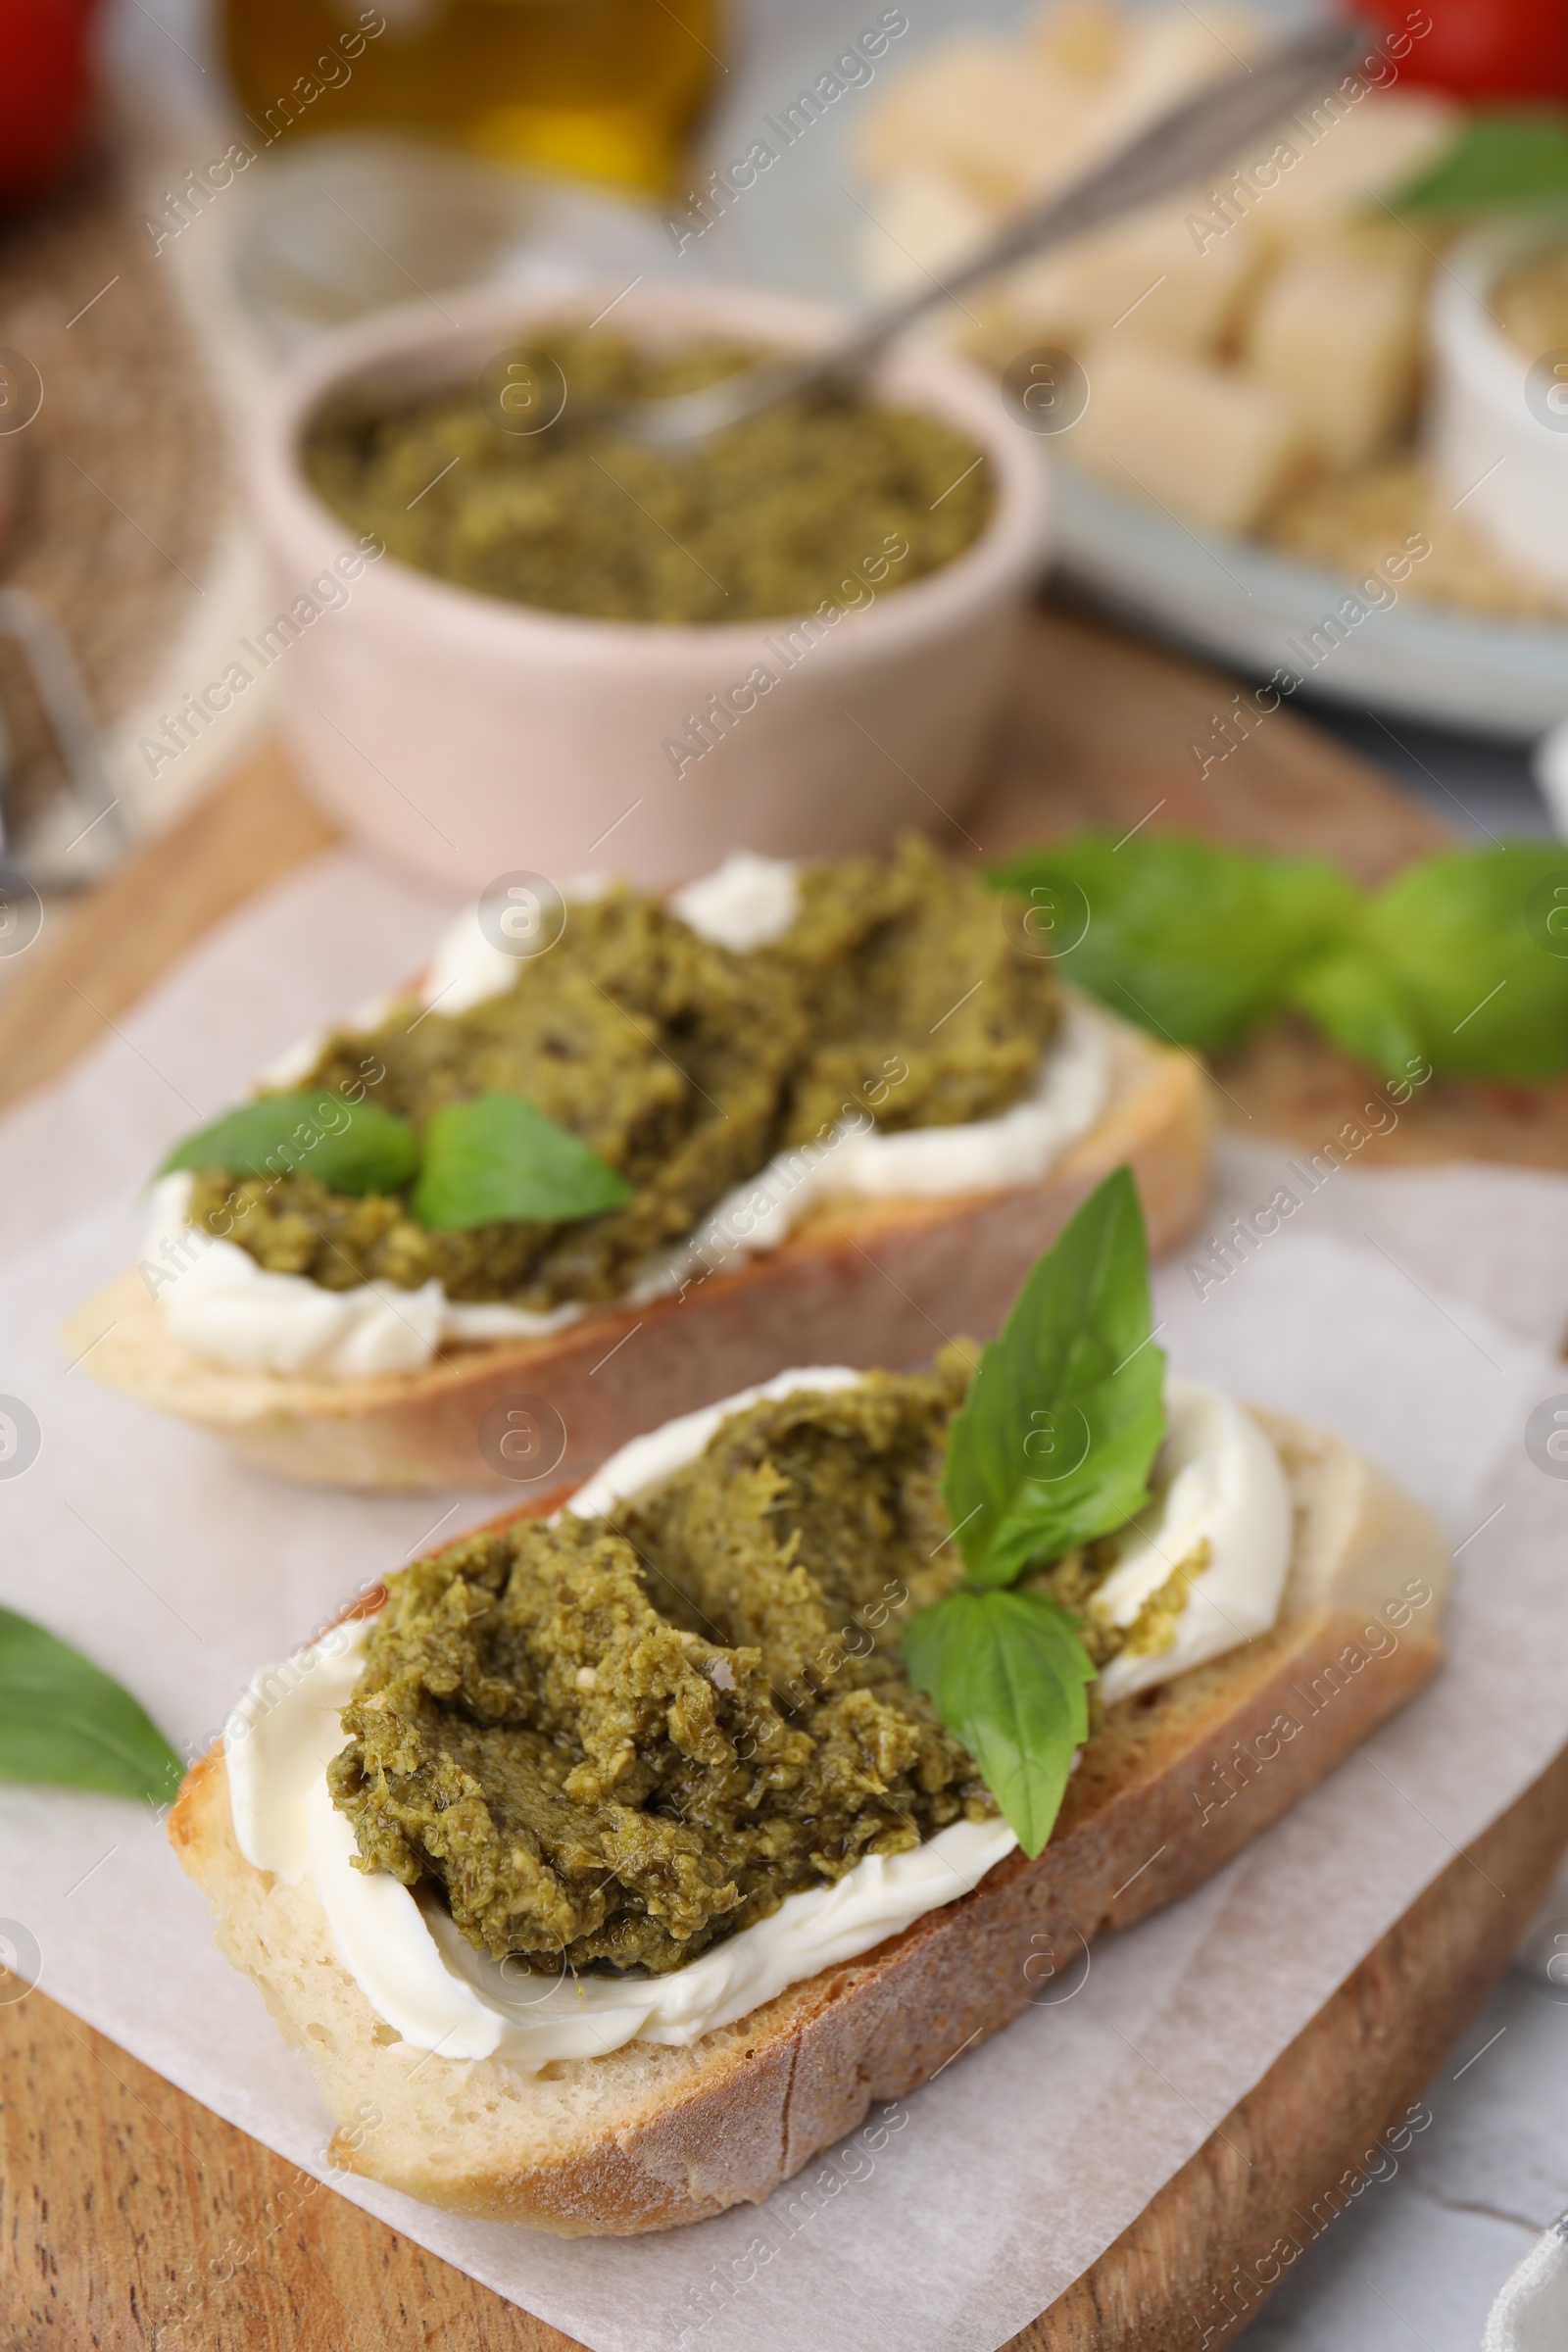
[169,1411,1450,2234]
[68,1021,1211,1490]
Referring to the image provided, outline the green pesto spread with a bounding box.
[300,327,993,625]
[191,840,1060,1310]
[1031,1536,1211,1670]
[326,1360,994,1975]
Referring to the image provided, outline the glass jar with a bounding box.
[221,0,724,197]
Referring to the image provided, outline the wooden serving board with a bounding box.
[4,604,1566,2352]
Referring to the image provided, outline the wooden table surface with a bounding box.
[4,604,1566,2352]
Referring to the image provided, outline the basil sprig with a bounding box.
[991,834,1568,1083]
[905,1592,1098,1862]
[1392,110,1568,216]
[160,1086,627,1232]
[993,833,1357,1057]
[904,1168,1164,1858]
[161,1091,417,1196]
[0,1607,183,1804]
[1291,850,1568,1083]
[414,1092,632,1229]
[945,1165,1167,1587]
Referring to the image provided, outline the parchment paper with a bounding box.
[3,852,1567,2352]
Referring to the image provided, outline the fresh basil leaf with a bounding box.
[904,1589,1095,1858]
[413,1090,633,1230]
[1289,947,1426,1080]
[989,834,1362,1054]
[1393,110,1568,216]
[944,1166,1165,1590]
[1298,846,1568,1082]
[160,1091,417,1196]
[0,1607,183,1803]
[991,832,1568,1085]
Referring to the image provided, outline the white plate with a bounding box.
[1049,462,1568,741]
[697,2,1568,741]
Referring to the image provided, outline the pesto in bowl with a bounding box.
[300,326,995,625]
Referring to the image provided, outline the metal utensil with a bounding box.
[0,588,127,893]
[624,19,1367,450]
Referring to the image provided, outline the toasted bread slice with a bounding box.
[68,1019,1210,1491]
[169,1407,1449,2233]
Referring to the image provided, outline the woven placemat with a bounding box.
[0,136,227,841]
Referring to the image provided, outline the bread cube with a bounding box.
[998,197,1258,359]
[1242,236,1427,466]
[854,39,1096,210]
[1239,90,1459,257]
[1024,0,1125,84]
[1071,334,1303,532]
[853,165,995,302]
[1089,8,1261,150]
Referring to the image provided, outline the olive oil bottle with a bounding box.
[222,0,723,196]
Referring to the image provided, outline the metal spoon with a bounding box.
[623,19,1368,450]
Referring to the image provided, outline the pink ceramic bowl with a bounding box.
[246,277,1051,891]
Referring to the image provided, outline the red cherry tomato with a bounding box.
[0,0,101,208]
[1355,0,1568,103]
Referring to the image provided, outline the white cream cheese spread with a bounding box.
[226,1367,1291,2074]
[152,853,1113,1381]
[1095,1378,1292,1704]
[666,850,802,950]
[146,1171,583,1380]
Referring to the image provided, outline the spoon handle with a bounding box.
[838,19,1369,370]
[635,19,1370,446]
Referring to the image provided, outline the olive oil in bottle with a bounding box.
[222,0,723,196]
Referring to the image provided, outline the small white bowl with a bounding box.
[245,278,1051,891]
[1430,219,1568,598]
